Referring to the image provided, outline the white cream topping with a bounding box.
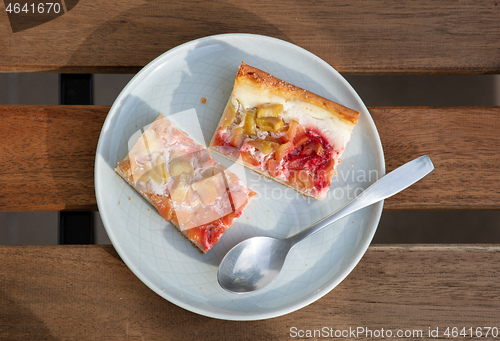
[231,82,354,151]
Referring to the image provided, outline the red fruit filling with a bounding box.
[212,122,336,194]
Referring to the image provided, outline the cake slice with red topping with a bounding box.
[210,62,359,200]
[115,115,256,253]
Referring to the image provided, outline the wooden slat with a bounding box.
[373,106,500,209]
[0,245,498,340]
[1,0,499,74]
[0,105,106,211]
[0,105,499,211]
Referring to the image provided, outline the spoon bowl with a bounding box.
[218,236,291,293]
[218,155,434,293]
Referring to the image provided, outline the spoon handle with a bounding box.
[288,155,434,245]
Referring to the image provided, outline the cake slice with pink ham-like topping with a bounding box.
[115,115,255,253]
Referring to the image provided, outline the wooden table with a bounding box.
[1,1,499,339]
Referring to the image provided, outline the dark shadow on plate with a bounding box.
[95,94,162,171]
[174,37,353,145]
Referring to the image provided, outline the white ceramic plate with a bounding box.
[95,33,384,321]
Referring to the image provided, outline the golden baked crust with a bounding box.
[236,62,359,125]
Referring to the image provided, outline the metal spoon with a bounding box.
[218,155,434,293]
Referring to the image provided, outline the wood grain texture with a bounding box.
[1,0,499,74]
[372,106,500,209]
[0,105,499,211]
[0,245,498,340]
[0,105,107,211]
